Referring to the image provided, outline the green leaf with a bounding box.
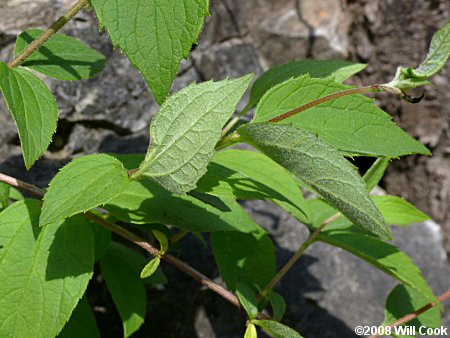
[236,282,259,319]
[244,323,258,338]
[153,230,169,254]
[252,320,303,338]
[100,244,146,338]
[211,230,276,291]
[317,230,438,307]
[363,157,389,191]
[197,149,310,223]
[239,123,392,240]
[90,0,209,104]
[132,75,253,194]
[252,76,430,157]
[244,59,366,112]
[108,154,259,233]
[387,20,450,91]
[15,29,106,81]
[58,296,100,338]
[0,199,94,338]
[8,187,24,201]
[0,62,58,169]
[0,182,10,210]
[269,292,286,322]
[40,154,130,226]
[140,257,161,279]
[89,219,111,261]
[384,284,441,334]
[372,195,430,226]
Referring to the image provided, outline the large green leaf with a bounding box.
[90,0,209,104]
[0,199,94,338]
[15,29,106,81]
[384,284,441,337]
[0,62,58,169]
[100,244,147,338]
[211,229,276,291]
[239,123,391,240]
[252,75,429,157]
[132,75,253,194]
[58,296,100,338]
[372,195,430,226]
[196,149,310,223]
[252,320,303,338]
[244,59,366,111]
[40,154,130,226]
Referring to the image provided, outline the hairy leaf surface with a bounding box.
[0,200,94,338]
[252,320,303,338]
[15,29,106,80]
[239,123,391,240]
[132,75,253,193]
[40,154,130,226]
[253,76,429,157]
[0,62,58,169]
[90,0,209,104]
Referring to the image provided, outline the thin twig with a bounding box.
[8,0,88,68]
[0,171,271,319]
[369,288,450,338]
[268,85,382,123]
[259,213,340,298]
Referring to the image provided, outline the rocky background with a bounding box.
[1,0,449,337]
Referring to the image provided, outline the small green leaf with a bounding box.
[269,292,286,322]
[0,199,94,338]
[0,182,10,210]
[197,149,310,224]
[0,62,58,169]
[363,158,389,191]
[90,0,209,104]
[252,75,429,157]
[384,284,441,336]
[132,75,253,194]
[15,29,106,81]
[100,244,146,338]
[107,154,259,233]
[236,282,259,319]
[244,59,366,112]
[58,296,100,338]
[211,229,276,291]
[153,230,169,254]
[244,323,258,338]
[372,195,430,226]
[40,154,130,226]
[239,123,391,240]
[252,320,303,338]
[140,257,161,279]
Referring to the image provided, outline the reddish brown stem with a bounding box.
[369,288,450,338]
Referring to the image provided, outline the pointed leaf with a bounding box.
[197,149,310,223]
[236,282,259,319]
[90,0,209,104]
[0,199,94,338]
[132,75,253,193]
[244,323,258,338]
[58,296,100,338]
[269,292,286,322]
[0,62,58,169]
[15,29,106,81]
[384,284,441,332]
[211,229,276,291]
[245,59,366,111]
[253,76,429,157]
[239,123,391,240]
[363,157,389,191]
[372,195,430,226]
[40,154,130,226]
[252,320,303,338]
[140,257,161,279]
[100,244,146,338]
[152,230,169,254]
